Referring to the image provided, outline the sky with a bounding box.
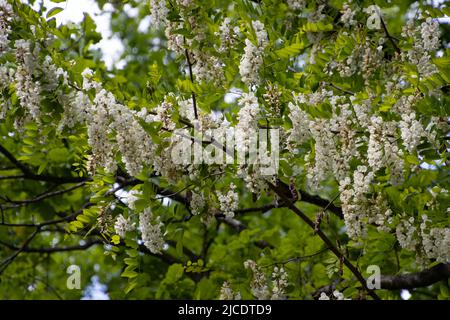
[31,0,126,69]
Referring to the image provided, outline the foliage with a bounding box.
[0,0,449,300]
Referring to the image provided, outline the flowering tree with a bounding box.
[0,0,449,300]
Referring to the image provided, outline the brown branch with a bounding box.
[323,82,354,95]
[0,174,26,180]
[381,263,450,290]
[0,143,89,184]
[235,203,278,214]
[0,227,40,275]
[262,247,330,268]
[268,180,380,300]
[0,238,102,253]
[0,181,87,209]
[379,13,401,54]
[0,200,93,228]
[184,47,198,119]
[299,190,344,219]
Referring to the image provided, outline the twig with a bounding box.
[268,180,380,300]
[184,47,198,119]
[0,227,40,275]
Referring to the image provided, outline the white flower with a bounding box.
[176,0,193,7]
[216,183,239,218]
[0,0,14,56]
[340,2,357,27]
[191,50,224,85]
[399,112,425,153]
[236,92,260,162]
[239,20,268,87]
[402,18,439,77]
[114,214,136,238]
[396,217,418,251]
[215,18,240,53]
[219,282,241,300]
[239,39,263,87]
[139,207,165,254]
[58,91,90,130]
[420,18,440,52]
[149,0,168,27]
[271,266,288,300]
[244,260,270,300]
[191,191,205,215]
[287,101,310,151]
[286,0,305,11]
[251,20,268,49]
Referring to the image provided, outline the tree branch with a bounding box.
[381,263,450,290]
[0,143,89,184]
[268,180,380,300]
[0,181,87,209]
[378,12,401,54]
[0,227,40,275]
[0,238,102,253]
[184,47,198,119]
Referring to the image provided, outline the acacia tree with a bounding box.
[0,0,449,300]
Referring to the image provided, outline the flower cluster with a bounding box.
[236,92,260,159]
[190,190,205,215]
[271,266,288,300]
[396,215,450,263]
[114,214,136,238]
[139,207,165,254]
[367,116,404,185]
[14,40,41,122]
[191,50,224,85]
[399,112,425,153]
[78,69,157,176]
[326,39,384,83]
[215,18,240,53]
[243,260,290,300]
[86,88,117,173]
[219,282,241,300]
[421,223,450,263]
[340,1,357,27]
[0,0,13,56]
[149,0,168,27]
[286,0,305,11]
[58,91,91,130]
[243,260,270,300]
[216,183,239,218]
[318,290,350,300]
[339,166,375,239]
[287,101,310,153]
[239,20,268,87]
[402,18,440,77]
[263,84,282,117]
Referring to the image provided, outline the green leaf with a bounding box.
[37,162,47,175]
[276,42,304,59]
[124,281,139,295]
[48,148,70,162]
[164,264,184,283]
[121,270,138,279]
[46,7,64,19]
